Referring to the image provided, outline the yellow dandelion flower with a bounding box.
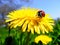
[6,7,54,34]
[35,35,52,44]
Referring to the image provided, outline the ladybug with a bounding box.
[37,10,45,17]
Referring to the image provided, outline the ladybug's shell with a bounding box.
[38,10,45,17]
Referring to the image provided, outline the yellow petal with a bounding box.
[34,26,40,34]
[6,19,15,22]
[18,18,27,26]
[22,20,29,32]
[30,27,34,34]
[39,24,49,33]
[8,19,19,28]
[44,23,53,32]
[27,22,31,32]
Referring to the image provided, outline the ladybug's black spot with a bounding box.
[38,11,42,17]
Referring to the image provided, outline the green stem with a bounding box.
[24,32,31,45]
[20,31,24,45]
[8,26,11,36]
[8,22,11,36]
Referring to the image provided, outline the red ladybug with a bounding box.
[37,10,45,17]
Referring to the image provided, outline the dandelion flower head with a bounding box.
[6,7,54,34]
[35,35,52,44]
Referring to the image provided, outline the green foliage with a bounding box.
[0,27,8,45]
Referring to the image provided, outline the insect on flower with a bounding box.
[37,10,45,18]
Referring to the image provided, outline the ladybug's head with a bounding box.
[37,10,45,17]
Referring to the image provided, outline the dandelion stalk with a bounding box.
[20,32,23,45]
[8,22,11,36]
[24,32,31,45]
